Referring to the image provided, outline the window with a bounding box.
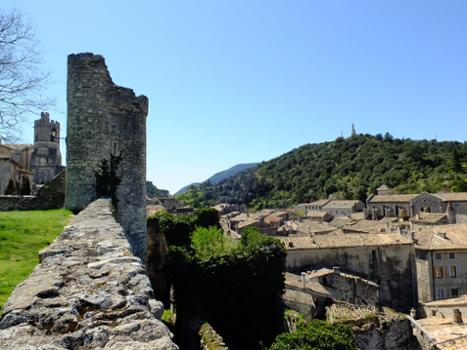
[449,253,456,259]
[451,288,459,298]
[50,128,57,141]
[417,251,427,260]
[435,253,442,260]
[450,266,458,278]
[434,266,444,278]
[436,288,445,300]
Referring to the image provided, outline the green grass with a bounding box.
[0,209,73,310]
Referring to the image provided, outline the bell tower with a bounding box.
[31,112,63,184]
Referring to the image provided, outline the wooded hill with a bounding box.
[177,134,467,208]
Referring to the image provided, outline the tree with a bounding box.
[194,207,220,228]
[269,319,356,350]
[0,8,52,143]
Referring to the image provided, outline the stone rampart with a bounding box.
[0,199,177,349]
[66,53,148,259]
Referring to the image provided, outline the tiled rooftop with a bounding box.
[0,143,32,150]
[423,295,467,308]
[368,194,418,203]
[279,232,411,250]
[411,212,447,224]
[417,317,467,348]
[322,200,362,209]
[309,199,331,207]
[436,192,467,202]
[413,223,467,251]
[283,220,336,235]
[307,210,330,218]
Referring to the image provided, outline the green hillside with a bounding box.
[177,133,467,208]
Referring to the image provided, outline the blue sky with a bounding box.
[6,0,467,193]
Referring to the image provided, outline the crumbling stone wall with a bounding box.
[65,53,148,259]
[0,199,177,350]
[352,315,421,350]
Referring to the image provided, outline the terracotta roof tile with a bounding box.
[1,144,32,150]
[368,194,418,203]
[414,224,467,251]
[279,233,411,250]
[436,192,467,202]
[322,200,362,209]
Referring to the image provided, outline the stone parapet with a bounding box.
[0,199,177,349]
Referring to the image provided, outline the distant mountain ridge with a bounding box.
[176,134,467,208]
[175,163,259,195]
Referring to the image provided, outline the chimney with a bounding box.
[410,308,416,319]
[301,272,307,289]
[436,232,447,240]
[333,266,341,274]
[385,222,390,232]
[453,309,463,324]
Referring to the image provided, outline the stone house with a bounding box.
[296,199,331,213]
[0,112,63,191]
[150,197,194,216]
[227,209,291,234]
[305,267,380,306]
[282,285,316,321]
[341,218,392,234]
[212,203,238,215]
[280,219,335,236]
[278,233,416,311]
[421,295,467,320]
[366,193,417,219]
[237,217,263,231]
[0,143,33,170]
[306,210,333,223]
[413,223,467,303]
[411,309,467,350]
[0,156,33,195]
[264,210,289,226]
[321,200,365,216]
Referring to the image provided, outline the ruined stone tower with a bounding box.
[65,53,148,259]
[31,112,63,184]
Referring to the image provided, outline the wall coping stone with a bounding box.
[0,198,178,349]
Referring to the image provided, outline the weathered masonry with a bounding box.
[0,199,177,350]
[65,53,148,259]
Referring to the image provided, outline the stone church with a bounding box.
[367,184,467,223]
[0,112,63,195]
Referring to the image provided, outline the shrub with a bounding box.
[269,319,356,350]
[191,226,238,260]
